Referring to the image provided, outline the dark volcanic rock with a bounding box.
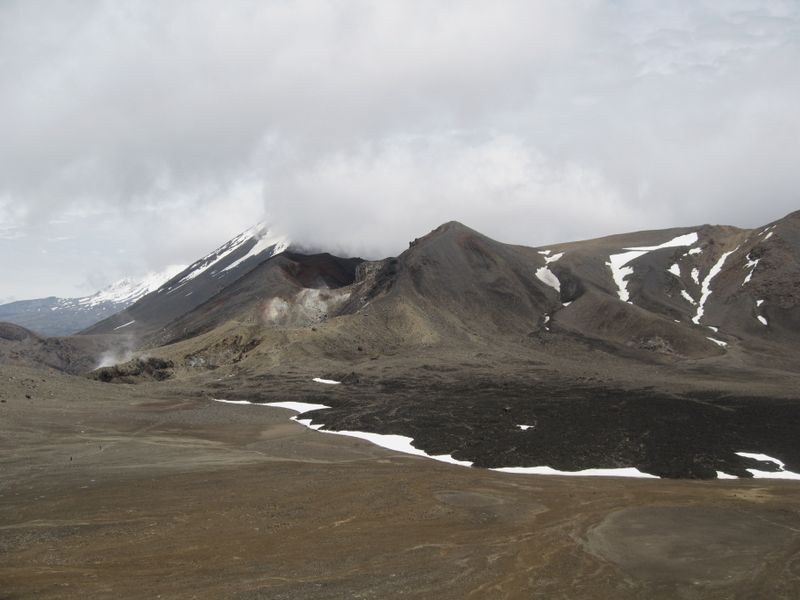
[92,357,175,383]
[226,376,800,480]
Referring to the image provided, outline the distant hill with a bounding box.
[0,265,185,336]
[0,322,113,374]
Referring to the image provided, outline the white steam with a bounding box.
[263,288,350,327]
[94,332,138,369]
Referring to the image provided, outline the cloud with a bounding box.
[1,1,799,297]
[262,132,653,257]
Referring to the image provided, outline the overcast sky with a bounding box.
[2,1,799,301]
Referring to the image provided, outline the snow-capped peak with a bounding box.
[77,264,187,308]
[176,222,289,284]
[222,225,289,272]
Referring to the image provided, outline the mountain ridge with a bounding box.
[3,209,799,375]
[0,264,186,336]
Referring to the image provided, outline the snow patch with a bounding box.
[757,315,768,326]
[692,247,739,325]
[742,253,759,286]
[736,452,800,480]
[492,466,658,478]
[215,399,473,467]
[304,427,474,467]
[544,252,564,264]
[313,377,341,385]
[668,263,681,277]
[213,398,257,405]
[680,290,696,305]
[691,268,700,285]
[607,251,646,302]
[535,267,560,293]
[756,299,764,307]
[268,401,331,412]
[707,325,718,332]
[113,320,135,331]
[716,471,737,480]
[687,247,703,256]
[607,232,698,303]
[517,424,534,431]
[707,337,728,347]
[213,399,331,411]
[763,231,774,241]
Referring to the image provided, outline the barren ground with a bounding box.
[2,365,800,599]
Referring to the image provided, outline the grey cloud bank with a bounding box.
[1,0,798,299]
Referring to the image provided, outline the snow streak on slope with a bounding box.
[175,223,287,285]
[692,247,739,325]
[742,253,759,286]
[175,228,253,284]
[223,225,289,272]
[535,250,563,293]
[607,233,698,303]
[535,268,560,292]
[543,252,563,264]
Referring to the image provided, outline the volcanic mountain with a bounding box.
[134,210,800,373]
[82,223,289,336]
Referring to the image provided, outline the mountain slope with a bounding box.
[0,265,186,336]
[325,221,729,359]
[81,223,289,336]
[151,252,363,347]
[0,322,114,374]
[145,212,800,376]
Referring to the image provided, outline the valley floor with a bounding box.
[2,365,800,599]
